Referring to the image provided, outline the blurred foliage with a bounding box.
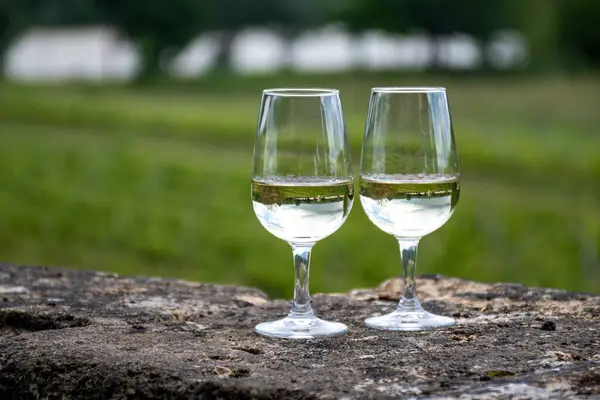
[558,0,600,68]
[340,0,519,37]
[0,74,598,296]
[1,0,600,77]
[97,0,201,78]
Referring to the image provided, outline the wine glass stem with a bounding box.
[289,243,315,318]
[398,239,423,310]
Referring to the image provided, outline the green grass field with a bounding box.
[0,72,598,297]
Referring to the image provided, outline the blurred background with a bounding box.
[0,0,598,297]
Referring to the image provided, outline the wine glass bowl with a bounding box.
[360,174,459,239]
[252,177,354,244]
[359,87,460,331]
[251,88,353,339]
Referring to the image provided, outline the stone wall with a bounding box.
[0,263,598,399]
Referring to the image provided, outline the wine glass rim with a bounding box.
[263,88,339,97]
[371,87,446,93]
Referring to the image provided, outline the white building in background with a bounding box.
[290,25,354,73]
[486,30,528,69]
[3,25,529,83]
[168,33,220,79]
[5,26,140,83]
[436,33,482,70]
[230,28,286,75]
[356,30,433,70]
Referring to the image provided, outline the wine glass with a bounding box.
[359,87,460,331]
[251,88,354,339]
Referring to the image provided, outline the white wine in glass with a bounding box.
[359,87,460,331]
[251,88,354,339]
[252,178,354,244]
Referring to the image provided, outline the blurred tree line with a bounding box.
[0,0,599,78]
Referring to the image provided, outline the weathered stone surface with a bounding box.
[0,263,599,399]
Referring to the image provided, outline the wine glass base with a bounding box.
[255,316,348,339]
[365,309,455,331]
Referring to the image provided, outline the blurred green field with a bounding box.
[0,73,598,297]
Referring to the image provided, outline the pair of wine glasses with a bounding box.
[251,87,460,339]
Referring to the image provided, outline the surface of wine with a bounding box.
[252,177,354,243]
[360,175,459,238]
